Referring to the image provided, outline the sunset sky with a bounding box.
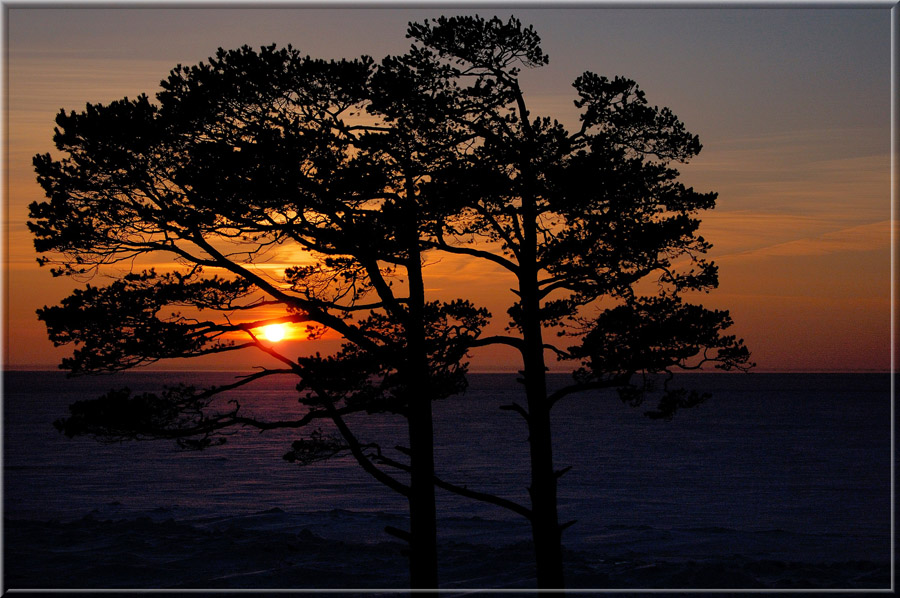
[5,6,893,373]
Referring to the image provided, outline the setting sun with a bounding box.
[261,324,286,342]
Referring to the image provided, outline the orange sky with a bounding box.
[4,7,893,373]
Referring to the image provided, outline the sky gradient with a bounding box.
[5,6,893,372]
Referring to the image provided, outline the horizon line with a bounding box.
[1,367,893,375]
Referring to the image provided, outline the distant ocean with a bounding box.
[3,371,892,590]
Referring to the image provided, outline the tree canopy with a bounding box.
[31,41,496,589]
[31,15,751,591]
[386,15,753,588]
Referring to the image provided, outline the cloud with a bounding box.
[719,219,893,260]
[679,128,889,223]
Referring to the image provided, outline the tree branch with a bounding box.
[323,400,410,497]
[546,375,630,409]
[499,401,529,423]
[468,335,524,350]
[426,232,519,274]
[373,451,532,520]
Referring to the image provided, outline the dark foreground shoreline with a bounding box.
[4,514,890,593]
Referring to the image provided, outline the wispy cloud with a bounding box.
[715,219,892,261]
[680,128,889,223]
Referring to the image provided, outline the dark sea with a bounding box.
[3,371,892,592]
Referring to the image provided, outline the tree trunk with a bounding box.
[406,385,438,590]
[520,275,566,591]
[403,194,439,591]
[518,188,566,590]
[406,302,438,591]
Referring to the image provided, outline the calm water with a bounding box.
[3,371,892,587]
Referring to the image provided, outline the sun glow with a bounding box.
[261,324,287,342]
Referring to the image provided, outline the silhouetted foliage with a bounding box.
[387,14,753,589]
[31,14,752,592]
[31,40,494,589]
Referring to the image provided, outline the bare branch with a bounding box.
[427,231,519,274]
[373,450,532,520]
[499,402,529,423]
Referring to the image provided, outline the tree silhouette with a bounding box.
[392,15,753,589]
[30,16,752,592]
[30,44,501,589]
